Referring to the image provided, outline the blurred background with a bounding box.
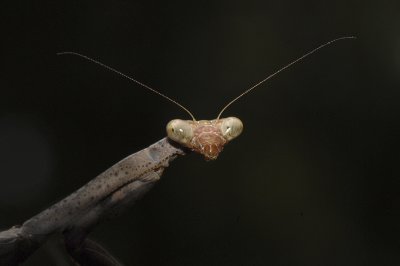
[1,0,400,265]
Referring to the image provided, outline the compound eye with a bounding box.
[166,119,194,145]
[220,117,243,141]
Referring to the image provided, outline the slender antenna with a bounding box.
[216,36,356,119]
[57,52,196,121]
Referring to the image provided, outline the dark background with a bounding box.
[1,0,400,265]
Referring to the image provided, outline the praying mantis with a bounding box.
[58,36,355,160]
[0,37,356,265]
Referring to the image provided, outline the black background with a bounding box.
[1,0,400,265]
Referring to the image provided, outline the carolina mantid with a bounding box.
[0,37,355,265]
[58,36,355,160]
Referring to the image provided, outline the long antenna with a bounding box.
[216,36,356,119]
[57,52,196,121]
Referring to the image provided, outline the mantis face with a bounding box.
[166,117,243,160]
[58,37,354,160]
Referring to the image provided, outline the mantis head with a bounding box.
[166,117,243,160]
[58,36,355,160]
